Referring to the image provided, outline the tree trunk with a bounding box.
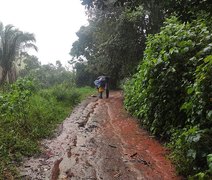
[8,65,17,83]
[0,68,8,85]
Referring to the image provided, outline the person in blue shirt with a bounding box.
[94,76,110,99]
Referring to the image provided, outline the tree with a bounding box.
[81,0,165,33]
[163,0,212,21]
[18,54,41,77]
[0,22,37,84]
[81,0,212,29]
[27,62,75,88]
[56,60,62,68]
[74,62,96,87]
[70,5,148,87]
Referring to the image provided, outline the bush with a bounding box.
[168,127,212,177]
[124,16,212,177]
[51,84,81,106]
[0,78,39,178]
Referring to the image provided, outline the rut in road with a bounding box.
[19,91,181,180]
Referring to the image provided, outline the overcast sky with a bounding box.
[0,0,88,65]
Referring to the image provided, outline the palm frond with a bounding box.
[0,22,37,83]
[22,43,38,52]
[19,32,36,42]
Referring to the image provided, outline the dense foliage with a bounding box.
[76,0,212,87]
[124,16,212,177]
[19,58,75,88]
[75,0,212,178]
[81,0,212,21]
[70,3,156,88]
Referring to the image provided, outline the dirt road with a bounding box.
[20,91,180,180]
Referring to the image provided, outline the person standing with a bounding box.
[94,76,104,99]
[94,76,109,99]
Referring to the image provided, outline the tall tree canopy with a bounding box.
[70,4,151,87]
[73,0,212,87]
[80,0,212,34]
[81,0,212,20]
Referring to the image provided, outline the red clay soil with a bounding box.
[20,91,181,180]
[103,91,180,180]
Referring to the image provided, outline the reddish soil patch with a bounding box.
[102,91,180,179]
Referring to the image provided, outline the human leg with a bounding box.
[99,92,103,98]
[106,89,109,98]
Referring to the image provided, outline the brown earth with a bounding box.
[19,91,181,180]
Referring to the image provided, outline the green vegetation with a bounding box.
[0,78,95,178]
[0,22,95,178]
[1,0,212,178]
[70,4,149,88]
[124,16,212,178]
[75,1,212,178]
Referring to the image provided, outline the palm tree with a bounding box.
[0,22,37,84]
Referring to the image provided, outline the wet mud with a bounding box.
[19,91,181,180]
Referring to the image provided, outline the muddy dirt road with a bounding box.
[20,91,180,180]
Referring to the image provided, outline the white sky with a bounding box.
[0,0,88,66]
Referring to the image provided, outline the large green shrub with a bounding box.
[124,16,212,177]
[181,55,212,128]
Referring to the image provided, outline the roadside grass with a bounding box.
[0,84,95,179]
[77,86,96,100]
